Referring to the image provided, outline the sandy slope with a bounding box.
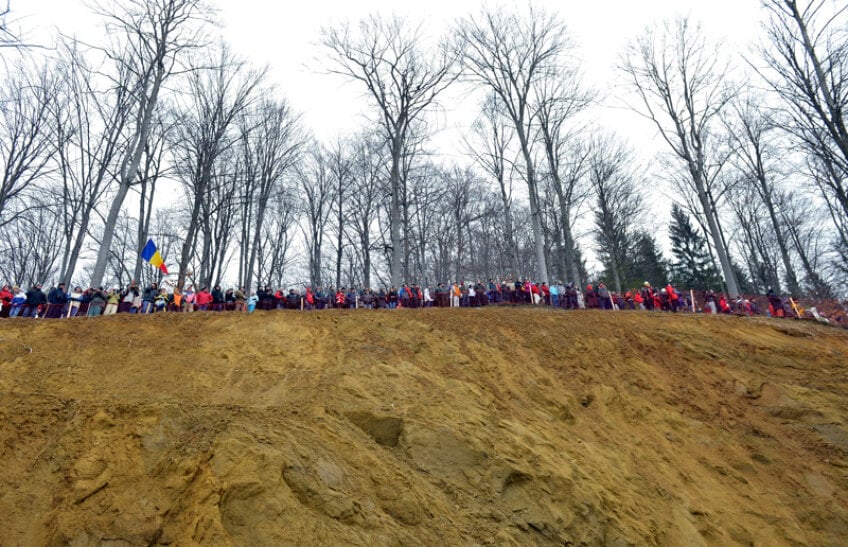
[0,308,846,546]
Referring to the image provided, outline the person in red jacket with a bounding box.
[718,294,731,314]
[195,287,213,311]
[0,284,13,315]
[530,282,542,305]
[665,283,678,313]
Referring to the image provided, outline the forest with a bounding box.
[0,0,846,298]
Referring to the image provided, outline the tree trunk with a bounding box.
[389,135,403,286]
[609,256,622,294]
[177,192,204,290]
[761,182,799,295]
[61,205,93,286]
[516,130,548,282]
[90,62,166,288]
[563,221,581,287]
[246,190,269,291]
[695,174,739,296]
[90,182,130,287]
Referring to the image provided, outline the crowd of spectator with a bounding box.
[2,278,842,326]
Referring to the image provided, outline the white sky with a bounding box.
[10,0,766,279]
[16,0,764,157]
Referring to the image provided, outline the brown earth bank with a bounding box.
[0,308,847,546]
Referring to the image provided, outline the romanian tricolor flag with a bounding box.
[141,239,169,275]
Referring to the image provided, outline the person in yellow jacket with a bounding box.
[103,289,121,315]
[154,288,169,312]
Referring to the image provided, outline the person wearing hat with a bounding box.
[87,287,107,316]
[141,282,158,314]
[122,282,140,313]
[47,283,68,316]
[24,283,47,317]
[640,281,654,311]
[234,286,247,312]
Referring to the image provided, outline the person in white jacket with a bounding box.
[67,286,85,317]
[9,287,26,317]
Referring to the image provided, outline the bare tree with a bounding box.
[534,76,594,286]
[466,93,520,277]
[237,98,303,289]
[726,181,780,292]
[776,188,834,296]
[724,92,801,294]
[758,0,848,287]
[298,145,335,288]
[759,0,848,212]
[0,63,55,228]
[456,5,578,283]
[0,1,14,48]
[254,185,298,288]
[131,112,169,282]
[321,15,457,286]
[0,1,40,51]
[50,39,134,285]
[347,131,386,289]
[587,135,642,293]
[325,137,353,288]
[198,147,241,287]
[170,45,264,289]
[0,200,63,285]
[621,16,741,296]
[89,0,208,288]
[407,160,448,285]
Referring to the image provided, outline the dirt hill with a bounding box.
[1,308,847,546]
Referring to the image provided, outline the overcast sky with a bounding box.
[16,0,764,159]
[9,0,768,275]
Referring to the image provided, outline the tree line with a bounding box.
[0,0,845,297]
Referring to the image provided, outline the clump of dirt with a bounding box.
[1,308,847,545]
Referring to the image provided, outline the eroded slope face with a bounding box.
[1,309,846,545]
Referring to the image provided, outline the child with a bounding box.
[154,289,169,312]
[247,291,259,313]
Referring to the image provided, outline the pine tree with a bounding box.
[626,232,668,288]
[669,205,722,290]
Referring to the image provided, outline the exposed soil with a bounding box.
[1,308,847,545]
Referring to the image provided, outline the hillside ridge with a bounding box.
[1,309,847,545]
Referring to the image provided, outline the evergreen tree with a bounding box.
[732,261,755,296]
[626,232,668,288]
[669,205,722,290]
